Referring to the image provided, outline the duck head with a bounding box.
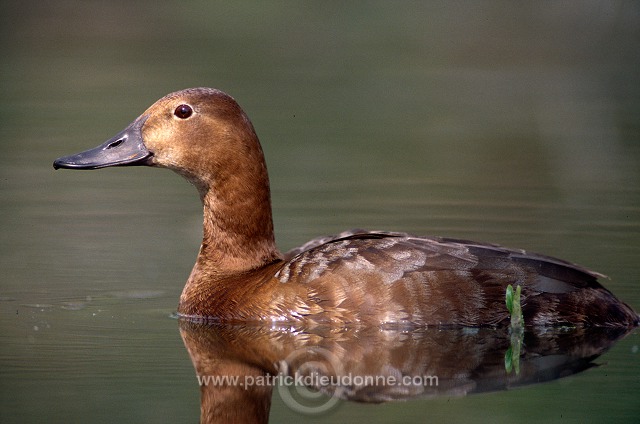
[54,88,281,273]
[54,88,268,199]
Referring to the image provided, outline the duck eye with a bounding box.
[174,104,193,119]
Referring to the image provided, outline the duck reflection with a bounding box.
[179,320,633,423]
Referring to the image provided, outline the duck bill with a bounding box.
[53,115,152,170]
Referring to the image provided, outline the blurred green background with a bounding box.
[1,1,639,423]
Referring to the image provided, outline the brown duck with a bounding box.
[53,88,639,328]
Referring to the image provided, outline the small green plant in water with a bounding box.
[505,284,524,328]
[504,341,521,374]
[504,284,524,374]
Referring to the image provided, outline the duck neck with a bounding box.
[189,155,283,279]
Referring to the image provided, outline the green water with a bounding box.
[1,1,639,423]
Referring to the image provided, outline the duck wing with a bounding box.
[277,231,637,327]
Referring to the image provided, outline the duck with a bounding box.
[53,87,639,328]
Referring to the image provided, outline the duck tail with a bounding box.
[523,287,639,328]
